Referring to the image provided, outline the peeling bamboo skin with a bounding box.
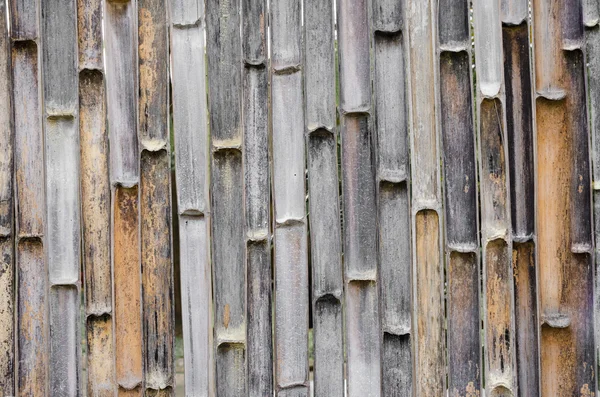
[113,187,143,391]
[77,0,102,70]
[0,238,13,395]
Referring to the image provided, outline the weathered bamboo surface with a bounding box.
[6,1,600,396]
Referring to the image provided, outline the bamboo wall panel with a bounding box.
[0,0,12,393]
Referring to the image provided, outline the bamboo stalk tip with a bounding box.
[571,242,593,254]
[536,88,566,101]
[480,81,501,99]
[541,313,571,329]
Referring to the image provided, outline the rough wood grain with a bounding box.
[438,0,469,48]
[242,0,266,65]
[113,186,143,391]
[10,0,38,40]
[105,0,138,185]
[502,0,528,25]
[533,0,564,97]
[0,238,13,396]
[49,286,79,396]
[216,344,245,397]
[270,0,300,70]
[141,150,174,392]
[313,297,344,397]
[77,0,103,70]
[87,315,116,397]
[373,0,402,32]
[17,239,48,397]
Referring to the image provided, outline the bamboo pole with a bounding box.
[205,0,246,393]
[406,0,444,394]
[533,0,596,394]
[304,0,343,395]
[242,0,272,395]
[138,0,174,394]
[373,0,411,394]
[501,1,540,395]
[105,0,143,393]
[78,0,116,392]
[437,0,481,394]
[337,0,381,395]
[270,0,309,394]
[170,0,213,393]
[0,0,13,393]
[41,0,81,393]
[473,1,518,394]
[10,0,48,390]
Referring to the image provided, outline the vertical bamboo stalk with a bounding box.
[205,0,246,394]
[170,0,213,393]
[105,0,143,393]
[12,18,48,395]
[438,0,481,394]
[533,0,596,394]
[78,0,116,392]
[138,0,174,394]
[406,0,444,394]
[304,0,343,395]
[473,1,518,394]
[41,0,80,393]
[373,0,411,393]
[501,1,540,394]
[270,0,309,394]
[242,0,273,395]
[0,0,13,393]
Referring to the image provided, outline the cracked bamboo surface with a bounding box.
[534,0,596,394]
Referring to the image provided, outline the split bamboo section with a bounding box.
[5,1,600,396]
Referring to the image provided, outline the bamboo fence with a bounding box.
[1,1,599,396]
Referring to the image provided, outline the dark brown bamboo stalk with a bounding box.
[0,0,13,393]
[438,1,481,394]
[242,0,272,395]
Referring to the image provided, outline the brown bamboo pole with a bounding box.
[242,0,272,395]
[170,0,214,392]
[78,0,116,392]
[437,0,481,395]
[533,0,596,394]
[0,0,13,393]
[501,1,541,395]
[406,0,444,394]
[205,0,246,394]
[373,0,411,393]
[10,1,48,390]
[138,0,174,394]
[105,0,143,394]
[270,0,309,394]
[304,0,343,395]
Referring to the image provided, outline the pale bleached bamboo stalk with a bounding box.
[41,0,81,393]
[533,0,596,393]
[270,0,309,393]
[170,0,213,392]
[138,0,174,393]
[12,35,48,395]
[205,0,246,393]
[242,0,272,395]
[501,1,540,394]
[338,0,380,394]
[0,0,13,393]
[406,0,444,394]
[373,2,411,393]
[105,0,143,393]
[304,0,343,395]
[438,1,481,393]
[473,1,518,394]
[78,0,115,391]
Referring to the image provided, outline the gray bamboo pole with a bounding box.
[473,0,518,394]
[10,0,48,391]
[373,0,411,394]
[105,0,143,394]
[242,0,273,395]
[337,0,381,395]
[0,0,13,393]
[501,0,540,395]
[406,0,444,394]
[270,0,309,394]
[438,0,481,395]
[78,0,116,393]
[41,0,81,393]
[533,0,596,393]
[304,0,343,395]
[138,0,174,394]
[205,0,246,393]
[170,0,214,393]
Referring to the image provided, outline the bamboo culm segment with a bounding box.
[0,0,13,393]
